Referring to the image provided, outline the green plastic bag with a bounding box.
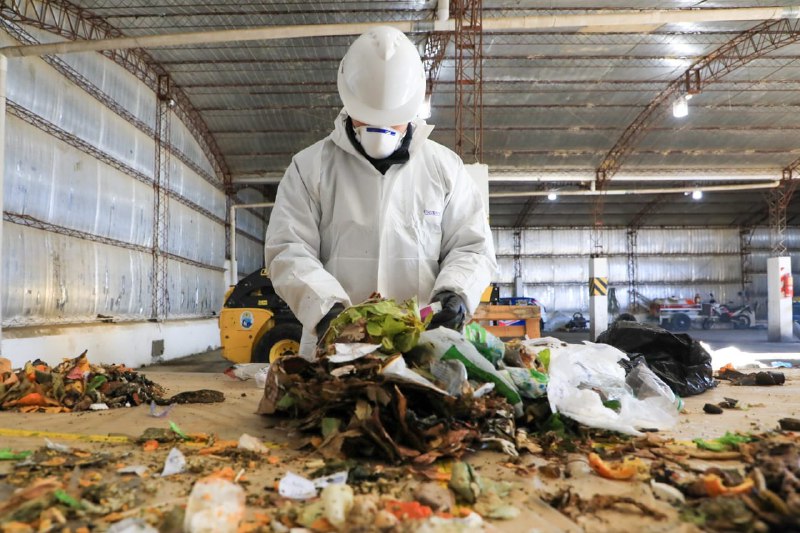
[464,323,505,365]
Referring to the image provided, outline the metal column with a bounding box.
[151,74,171,322]
[626,229,638,313]
[767,257,793,342]
[589,256,609,341]
[766,174,798,342]
[452,0,483,163]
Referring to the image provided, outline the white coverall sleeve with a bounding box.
[431,161,498,313]
[264,156,351,331]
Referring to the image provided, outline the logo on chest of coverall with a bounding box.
[423,209,441,217]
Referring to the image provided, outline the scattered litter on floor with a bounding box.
[0,299,798,531]
[716,366,786,386]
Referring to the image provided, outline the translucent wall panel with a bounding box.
[2,26,227,326]
[521,228,627,256]
[167,127,226,220]
[236,235,266,276]
[167,202,225,268]
[167,261,224,317]
[494,227,748,313]
[636,228,739,254]
[6,118,155,247]
[493,229,516,255]
[22,25,217,181]
[237,208,268,242]
[7,56,155,178]
[3,224,153,325]
[636,256,740,283]
[20,27,155,131]
[170,113,217,180]
[751,228,800,250]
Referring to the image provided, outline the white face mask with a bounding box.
[354,125,405,159]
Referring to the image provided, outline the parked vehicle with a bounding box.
[657,305,701,331]
[219,269,302,364]
[700,295,757,330]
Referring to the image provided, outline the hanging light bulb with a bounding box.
[692,189,703,200]
[547,192,558,201]
[672,96,689,118]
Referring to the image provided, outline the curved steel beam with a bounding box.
[3,0,231,188]
[596,17,800,187]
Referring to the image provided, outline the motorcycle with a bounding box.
[701,295,757,330]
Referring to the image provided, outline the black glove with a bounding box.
[427,291,466,331]
[316,303,346,338]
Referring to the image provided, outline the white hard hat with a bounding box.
[337,26,426,126]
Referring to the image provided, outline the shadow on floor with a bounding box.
[145,349,230,373]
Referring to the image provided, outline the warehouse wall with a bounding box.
[493,226,798,318]
[234,187,272,279]
[1,24,243,362]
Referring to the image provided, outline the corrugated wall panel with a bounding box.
[495,227,752,313]
[235,234,266,277]
[167,202,225,267]
[167,136,226,219]
[518,228,628,255]
[22,26,218,182]
[6,118,155,247]
[636,228,739,254]
[237,208,268,242]
[2,225,154,324]
[167,261,224,317]
[2,26,227,326]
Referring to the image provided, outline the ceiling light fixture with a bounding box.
[672,96,689,118]
[692,189,703,200]
[547,192,558,201]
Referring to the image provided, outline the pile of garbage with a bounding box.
[258,298,703,464]
[259,298,519,464]
[0,352,224,413]
[0,352,167,413]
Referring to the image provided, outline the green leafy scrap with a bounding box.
[0,448,32,460]
[693,432,754,452]
[54,489,82,509]
[321,417,341,438]
[276,393,296,410]
[86,375,107,392]
[538,349,551,371]
[321,297,428,354]
[169,421,188,440]
[542,413,567,437]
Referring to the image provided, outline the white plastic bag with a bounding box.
[184,477,245,533]
[547,342,678,436]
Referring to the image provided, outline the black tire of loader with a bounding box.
[252,322,303,363]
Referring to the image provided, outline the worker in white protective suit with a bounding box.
[264,26,497,358]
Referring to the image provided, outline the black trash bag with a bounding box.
[597,321,716,397]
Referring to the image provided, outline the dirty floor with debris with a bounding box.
[1,348,798,532]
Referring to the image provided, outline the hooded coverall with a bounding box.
[264,111,497,357]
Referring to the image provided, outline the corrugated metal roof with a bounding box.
[54,1,800,226]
